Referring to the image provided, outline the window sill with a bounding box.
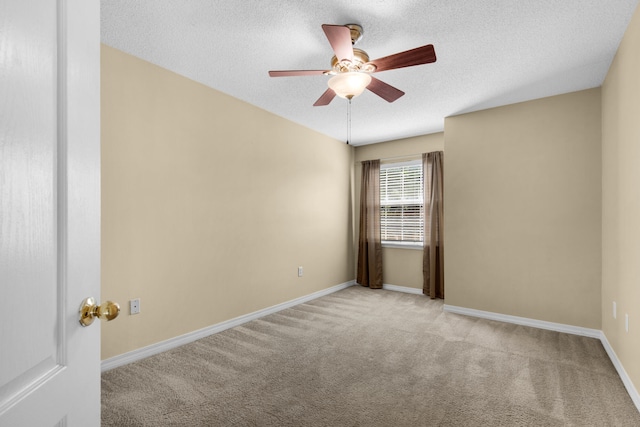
[382,242,424,250]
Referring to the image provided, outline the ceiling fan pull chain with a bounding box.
[347,98,351,145]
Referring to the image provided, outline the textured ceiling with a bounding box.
[101,0,639,146]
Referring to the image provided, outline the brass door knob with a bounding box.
[79,297,120,327]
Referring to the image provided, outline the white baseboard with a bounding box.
[443,304,601,338]
[382,283,424,295]
[443,304,639,414]
[101,280,355,372]
[599,332,640,413]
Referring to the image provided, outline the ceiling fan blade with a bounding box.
[313,88,336,107]
[369,44,436,73]
[269,70,328,77]
[322,24,353,62]
[366,76,405,103]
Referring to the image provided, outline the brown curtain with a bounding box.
[357,159,383,289]
[423,152,444,298]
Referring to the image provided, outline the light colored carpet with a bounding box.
[102,286,640,426]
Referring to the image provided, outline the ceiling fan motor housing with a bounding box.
[346,24,364,45]
[330,48,376,73]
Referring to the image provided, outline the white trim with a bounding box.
[442,304,640,414]
[599,332,640,413]
[101,280,355,372]
[382,283,424,295]
[443,304,601,338]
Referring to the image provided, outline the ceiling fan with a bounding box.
[268,24,437,106]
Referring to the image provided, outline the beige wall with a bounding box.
[602,4,640,392]
[101,45,354,360]
[353,134,444,290]
[101,4,640,396]
[444,89,602,329]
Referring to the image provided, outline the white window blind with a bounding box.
[380,160,424,243]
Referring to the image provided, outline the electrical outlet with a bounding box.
[298,266,303,277]
[130,298,140,315]
[613,301,617,319]
[625,314,629,332]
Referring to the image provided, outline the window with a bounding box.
[380,160,423,246]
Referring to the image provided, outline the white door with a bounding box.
[0,0,101,426]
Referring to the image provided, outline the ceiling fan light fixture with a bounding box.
[328,72,372,100]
